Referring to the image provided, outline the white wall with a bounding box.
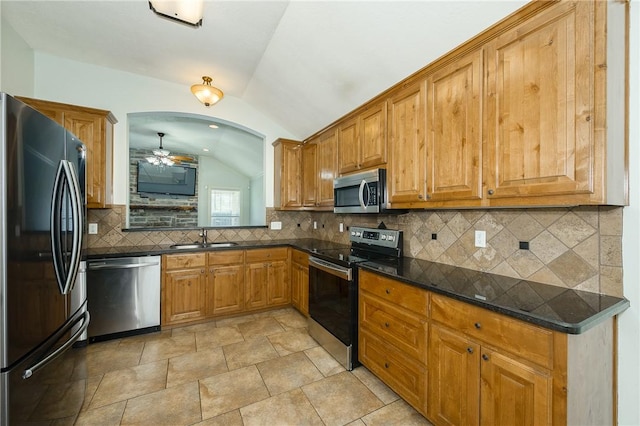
[619,1,640,424]
[250,173,266,226]
[30,52,298,207]
[0,17,34,96]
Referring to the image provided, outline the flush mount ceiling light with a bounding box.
[149,0,204,27]
[146,132,175,166]
[191,76,224,107]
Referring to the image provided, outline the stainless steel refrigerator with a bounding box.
[0,93,90,424]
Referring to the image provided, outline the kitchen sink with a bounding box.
[169,242,238,249]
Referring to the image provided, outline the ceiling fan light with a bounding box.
[149,0,204,27]
[191,76,224,107]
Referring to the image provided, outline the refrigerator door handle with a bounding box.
[50,160,84,295]
[22,309,90,379]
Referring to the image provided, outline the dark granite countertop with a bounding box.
[84,239,629,335]
[360,257,629,335]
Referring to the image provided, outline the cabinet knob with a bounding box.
[418,194,423,199]
[384,322,390,328]
[201,269,205,274]
[385,289,391,294]
[474,322,481,329]
[482,354,490,361]
[384,362,390,369]
[467,347,474,354]
[487,189,495,195]
[426,194,431,200]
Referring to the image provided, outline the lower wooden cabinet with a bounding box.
[162,254,207,325]
[290,249,309,316]
[244,248,289,311]
[206,251,244,316]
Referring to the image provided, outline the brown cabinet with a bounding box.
[303,128,337,209]
[244,248,290,311]
[162,253,207,325]
[337,100,387,175]
[290,249,309,316]
[387,80,427,205]
[358,269,428,415]
[206,251,244,316]
[426,48,483,206]
[428,293,554,426]
[17,97,117,208]
[273,138,303,210]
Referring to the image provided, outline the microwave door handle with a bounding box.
[358,179,367,209]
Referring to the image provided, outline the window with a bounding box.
[210,189,241,226]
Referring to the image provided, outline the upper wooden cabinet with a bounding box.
[426,48,483,206]
[338,100,387,175]
[387,80,427,205]
[273,138,303,210]
[483,0,627,206]
[303,127,337,210]
[17,97,117,208]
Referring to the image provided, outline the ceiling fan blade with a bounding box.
[170,155,194,162]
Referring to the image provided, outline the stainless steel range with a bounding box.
[307,225,403,370]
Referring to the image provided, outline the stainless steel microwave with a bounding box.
[333,169,389,214]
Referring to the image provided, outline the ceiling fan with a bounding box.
[145,132,193,166]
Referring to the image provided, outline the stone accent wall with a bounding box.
[129,149,198,227]
[87,205,623,297]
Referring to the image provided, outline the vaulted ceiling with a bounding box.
[1,0,528,139]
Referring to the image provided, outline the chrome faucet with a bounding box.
[199,228,208,245]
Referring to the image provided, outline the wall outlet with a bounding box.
[270,221,282,230]
[339,223,344,233]
[474,230,486,248]
[313,221,318,230]
[88,223,98,234]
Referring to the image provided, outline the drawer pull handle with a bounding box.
[384,362,389,369]
[467,347,474,354]
[384,322,390,328]
[474,322,482,329]
[385,289,391,294]
[482,354,489,361]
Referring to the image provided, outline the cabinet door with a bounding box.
[426,49,483,204]
[302,142,317,207]
[316,129,337,207]
[428,324,480,426]
[267,260,289,306]
[360,100,387,170]
[387,80,427,205]
[65,111,106,208]
[484,1,597,203]
[338,116,359,174]
[163,268,206,325]
[480,348,553,426]
[245,262,268,310]
[280,141,303,208]
[208,264,244,316]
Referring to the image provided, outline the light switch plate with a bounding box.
[88,223,98,234]
[339,223,344,233]
[474,230,486,248]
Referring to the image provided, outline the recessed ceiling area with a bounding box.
[1,1,529,138]
[128,112,264,179]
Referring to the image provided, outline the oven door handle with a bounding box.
[309,256,353,281]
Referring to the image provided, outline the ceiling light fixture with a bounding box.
[149,0,204,27]
[191,76,224,107]
[146,132,175,166]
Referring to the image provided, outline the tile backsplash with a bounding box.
[88,205,623,297]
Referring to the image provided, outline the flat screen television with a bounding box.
[137,161,197,196]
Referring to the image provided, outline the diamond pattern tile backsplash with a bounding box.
[88,205,624,297]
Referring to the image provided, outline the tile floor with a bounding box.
[73,308,433,425]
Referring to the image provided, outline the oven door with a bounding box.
[307,256,358,370]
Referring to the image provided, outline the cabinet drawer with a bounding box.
[360,291,427,362]
[291,249,309,266]
[163,253,206,270]
[359,270,429,316]
[431,294,554,369]
[245,247,288,263]
[359,329,426,415]
[208,250,244,266]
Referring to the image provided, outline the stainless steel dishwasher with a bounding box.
[86,256,161,342]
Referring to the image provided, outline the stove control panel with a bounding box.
[350,226,402,249]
